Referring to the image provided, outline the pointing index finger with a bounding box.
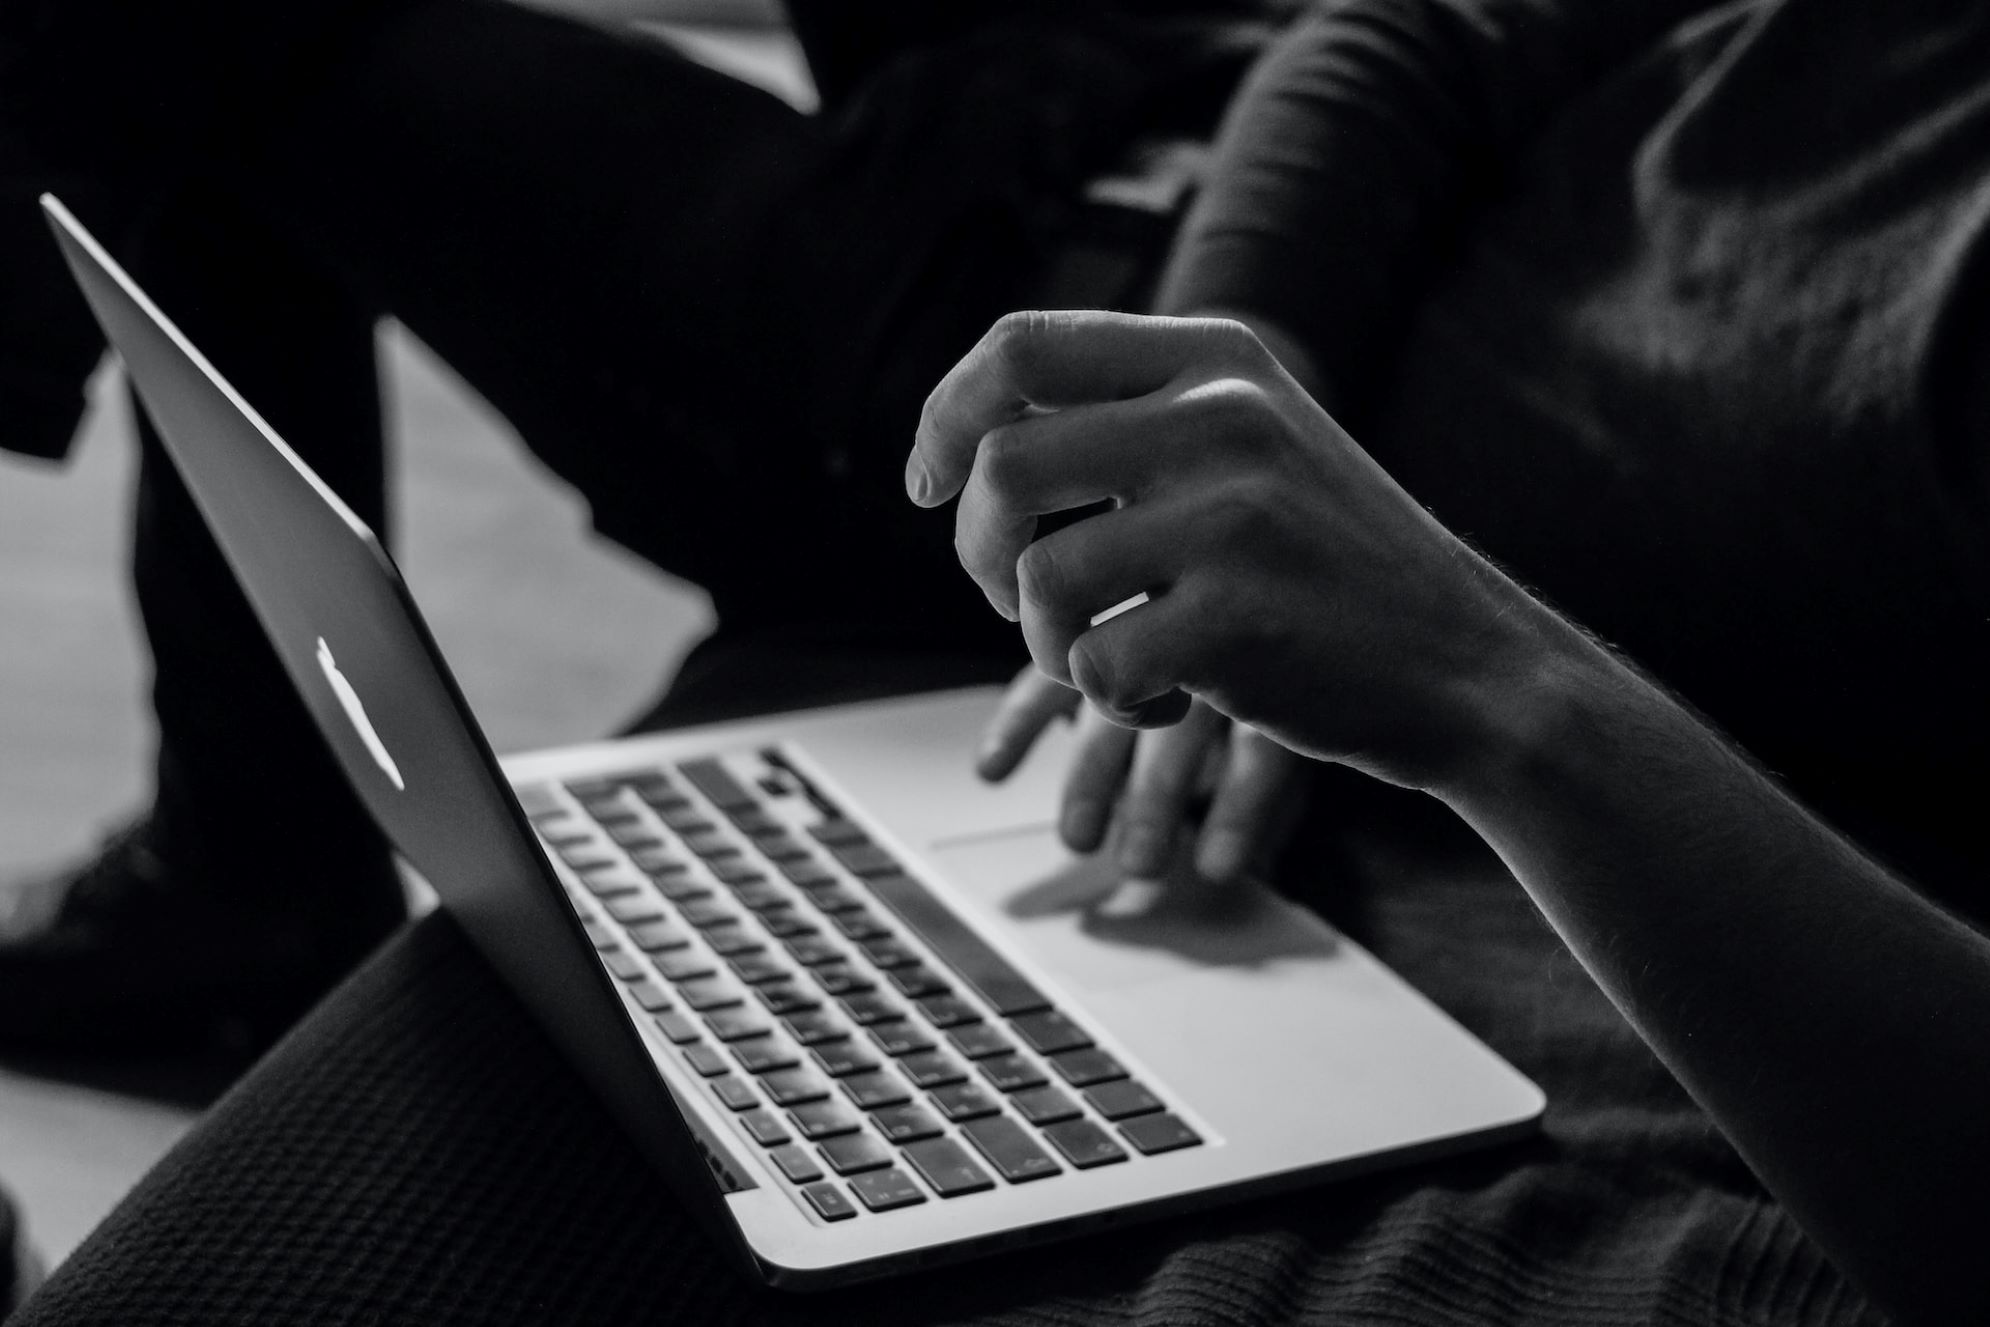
[906,310,1234,507]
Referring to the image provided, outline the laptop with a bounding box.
[42,193,1543,1288]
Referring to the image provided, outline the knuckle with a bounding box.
[1015,538,1068,611]
[988,309,1057,376]
[976,424,1031,501]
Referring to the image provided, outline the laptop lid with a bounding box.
[38,193,759,1270]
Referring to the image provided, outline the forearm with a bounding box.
[1438,612,1990,1325]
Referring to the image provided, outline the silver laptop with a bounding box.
[43,193,1542,1288]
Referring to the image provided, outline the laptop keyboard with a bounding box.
[520,750,1203,1221]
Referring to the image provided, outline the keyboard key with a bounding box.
[704,1008,771,1042]
[754,833,812,862]
[727,808,781,836]
[605,895,666,924]
[711,1077,758,1111]
[607,822,663,850]
[680,758,757,812]
[760,910,817,939]
[811,1040,881,1078]
[1119,1112,1202,1155]
[651,951,717,984]
[627,920,691,952]
[755,984,821,1016]
[1008,1010,1093,1056]
[839,1070,912,1111]
[1042,1119,1128,1169]
[769,1144,824,1184]
[782,1010,847,1046]
[848,1168,927,1213]
[928,1083,1002,1122]
[733,1037,801,1075]
[814,966,875,997]
[864,872,1051,1016]
[828,842,900,878]
[657,806,714,835]
[1049,1049,1127,1087]
[946,1025,1015,1060]
[731,880,790,912]
[761,1067,831,1106]
[801,1181,860,1222]
[703,925,764,958]
[581,918,618,951]
[678,977,745,1012]
[959,1116,1062,1184]
[1010,1086,1082,1126]
[829,910,891,942]
[977,1054,1048,1094]
[628,980,673,1012]
[902,1138,996,1198]
[802,884,867,914]
[577,870,641,899]
[628,844,686,874]
[709,858,766,886]
[564,775,626,800]
[783,936,844,967]
[886,966,951,999]
[677,898,738,930]
[740,1109,791,1147]
[603,951,646,981]
[870,1103,945,1144]
[728,953,790,986]
[808,818,869,847]
[819,1131,895,1176]
[653,1011,702,1044]
[557,846,618,872]
[857,937,919,969]
[1084,1080,1165,1121]
[787,1100,862,1140]
[682,1044,729,1077]
[915,995,980,1029]
[897,1050,966,1089]
[840,993,902,1026]
[628,771,680,801]
[867,1021,934,1057]
[779,859,837,888]
[651,873,712,903]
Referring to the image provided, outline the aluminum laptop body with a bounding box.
[43,194,1543,1288]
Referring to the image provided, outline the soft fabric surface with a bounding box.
[14,772,1884,1325]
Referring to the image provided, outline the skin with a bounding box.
[971,310,1329,885]
[909,308,1990,1327]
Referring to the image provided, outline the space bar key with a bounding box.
[862,872,1050,1016]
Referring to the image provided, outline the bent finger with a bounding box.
[977,666,1080,782]
[1060,704,1136,853]
[1196,728,1306,884]
[1117,702,1228,878]
[909,311,1252,507]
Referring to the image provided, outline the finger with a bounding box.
[1015,499,1189,687]
[909,311,1254,507]
[1060,704,1136,853]
[953,396,1177,621]
[976,666,1080,782]
[1116,702,1228,878]
[1196,728,1305,884]
[1064,577,1212,729]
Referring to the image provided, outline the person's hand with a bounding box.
[977,665,1305,882]
[907,310,1548,792]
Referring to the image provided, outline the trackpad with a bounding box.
[929,827,1337,996]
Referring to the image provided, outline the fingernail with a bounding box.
[1119,823,1167,878]
[974,737,1010,781]
[1198,829,1248,883]
[904,453,932,504]
[1062,799,1106,851]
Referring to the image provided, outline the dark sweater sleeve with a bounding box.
[1157,0,1719,414]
